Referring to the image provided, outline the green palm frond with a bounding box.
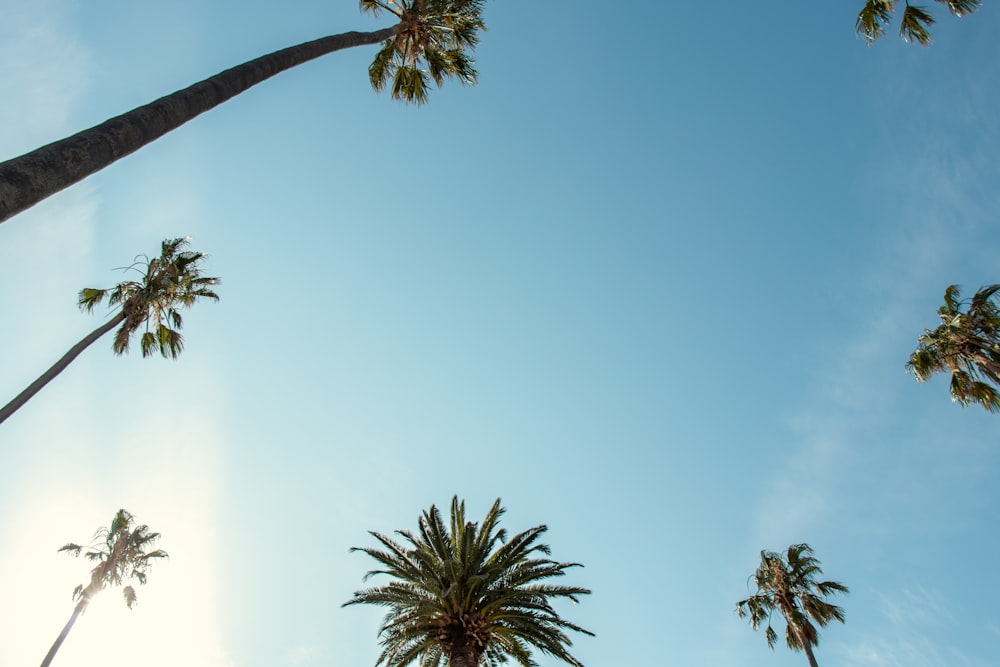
[77,288,108,312]
[346,496,592,667]
[900,4,935,44]
[856,0,894,44]
[937,0,981,16]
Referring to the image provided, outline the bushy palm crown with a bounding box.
[737,544,848,655]
[344,497,593,667]
[78,237,219,359]
[362,0,484,104]
[907,284,1000,413]
[59,509,167,609]
[856,0,981,45]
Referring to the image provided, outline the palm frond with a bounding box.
[856,0,894,43]
[900,4,935,44]
[936,0,981,16]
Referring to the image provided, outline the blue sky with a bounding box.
[1,1,999,666]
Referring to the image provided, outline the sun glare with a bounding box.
[0,401,232,667]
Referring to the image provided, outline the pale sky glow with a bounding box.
[2,2,1000,667]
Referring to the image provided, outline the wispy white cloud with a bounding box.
[840,586,986,667]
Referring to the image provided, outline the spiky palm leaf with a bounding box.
[79,237,220,359]
[737,544,847,667]
[362,0,485,104]
[856,0,982,45]
[907,284,1000,413]
[345,497,593,667]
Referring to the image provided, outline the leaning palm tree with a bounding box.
[0,237,219,425]
[344,496,593,667]
[855,0,982,45]
[736,544,848,667]
[0,0,486,225]
[39,509,167,667]
[907,284,1000,413]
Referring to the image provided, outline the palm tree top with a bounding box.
[362,0,487,104]
[345,496,593,667]
[907,283,1000,413]
[737,544,848,656]
[59,509,168,609]
[78,237,220,359]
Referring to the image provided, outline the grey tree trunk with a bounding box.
[39,598,88,667]
[0,312,124,425]
[0,25,399,225]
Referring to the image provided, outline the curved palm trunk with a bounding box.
[0,312,124,425]
[39,598,88,667]
[0,25,399,225]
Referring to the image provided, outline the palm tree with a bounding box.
[855,0,982,45]
[0,0,486,225]
[736,544,848,667]
[344,496,593,667]
[907,284,1000,413]
[39,509,167,667]
[0,237,219,425]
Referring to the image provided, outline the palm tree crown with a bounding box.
[855,0,982,45]
[344,496,593,667]
[737,544,848,667]
[79,237,220,358]
[59,509,168,609]
[907,284,1000,413]
[0,237,218,427]
[363,0,485,104]
[40,510,167,667]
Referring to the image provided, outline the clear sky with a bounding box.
[1,1,999,666]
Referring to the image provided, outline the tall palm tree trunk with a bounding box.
[39,598,88,667]
[0,312,124,425]
[0,26,399,225]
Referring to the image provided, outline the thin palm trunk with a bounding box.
[0,26,399,225]
[0,312,124,425]
[39,598,88,667]
[800,637,820,667]
[779,593,821,667]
